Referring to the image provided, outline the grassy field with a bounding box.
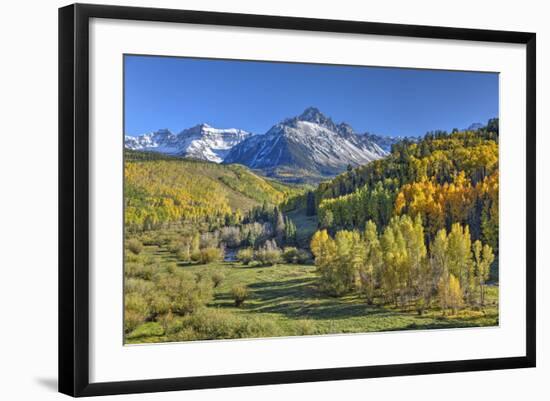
[286,208,318,248]
[125,244,499,344]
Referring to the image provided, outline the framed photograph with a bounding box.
[59,3,536,397]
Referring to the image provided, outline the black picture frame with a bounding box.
[59,3,536,397]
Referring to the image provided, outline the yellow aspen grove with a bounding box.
[360,220,383,304]
[447,223,473,301]
[473,240,495,306]
[311,230,339,294]
[438,273,463,315]
[447,274,464,314]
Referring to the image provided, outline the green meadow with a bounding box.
[125,243,498,344]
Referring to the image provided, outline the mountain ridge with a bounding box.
[223,108,387,183]
[125,124,253,163]
[124,107,423,183]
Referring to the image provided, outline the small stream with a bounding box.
[224,248,238,262]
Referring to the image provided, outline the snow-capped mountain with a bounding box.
[467,122,484,131]
[361,133,418,152]
[224,107,387,181]
[124,124,252,163]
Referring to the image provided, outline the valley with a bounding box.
[124,116,500,343]
[125,241,498,344]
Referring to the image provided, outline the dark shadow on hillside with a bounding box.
[213,277,315,306]
[233,277,390,320]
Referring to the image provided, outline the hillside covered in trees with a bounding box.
[285,120,499,314]
[124,149,305,232]
[123,120,499,343]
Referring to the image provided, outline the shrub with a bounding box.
[124,310,145,334]
[164,263,177,274]
[148,292,171,316]
[254,240,282,266]
[241,222,271,247]
[183,308,240,339]
[177,308,280,340]
[158,311,174,335]
[156,271,214,316]
[211,271,225,288]
[236,247,254,265]
[124,277,154,296]
[167,240,182,254]
[231,285,249,307]
[190,250,202,262]
[125,252,145,264]
[124,293,150,333]
[254,248,281,266]
[294,319,315,336]
[176,248,191,262]
[200,232,220,249]
[297,249,313,264]
[143,235,164,247]
[125,262,154,281]
[219,226,242,248]
[282,247,300,264]
[197,247,224,264]
[165,317,186,336]
[139,233,156,246]
[127,239,143,255]
[238,315,281,339]
[415,297,426,315]
[169,234,200,262]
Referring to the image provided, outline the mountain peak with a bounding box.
[467,122,483,131]
[125,123,252,163]
[294,108,357,137]
[183,123,215,136]
[225,108,388,183]
[337,122,355,136]
[297,107,332,125]
[192,123,212,130]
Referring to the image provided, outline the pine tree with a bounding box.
[274,208,286,245]
[246,230,257,247]
[306,191,316,216]
[284,217,297,245]
[319,208,334,229]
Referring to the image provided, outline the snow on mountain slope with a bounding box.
[361,133,419,152]
[467,122,484,131]
[124,124,252,163]
[124,108,396,183]
[224,107,387,179]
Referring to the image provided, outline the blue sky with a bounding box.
[124,55,498,137]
